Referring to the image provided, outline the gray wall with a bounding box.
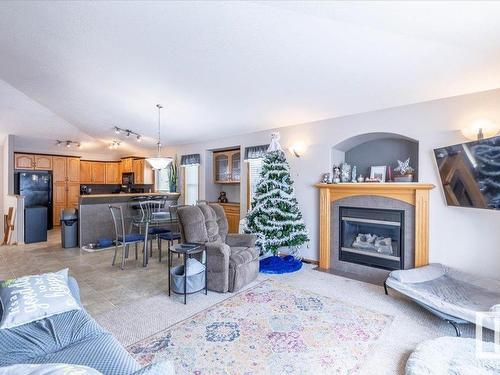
[167,88,500,279]
[345,138,419,181]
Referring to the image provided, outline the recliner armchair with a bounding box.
[177,203,259,292]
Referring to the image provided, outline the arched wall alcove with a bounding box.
[331,132,419,181]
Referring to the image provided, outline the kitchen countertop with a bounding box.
[79,192,181,205]
[80,192,179,198]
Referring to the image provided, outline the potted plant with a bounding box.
[168,156,178,192]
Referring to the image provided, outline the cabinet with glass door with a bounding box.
[213,149,241,184]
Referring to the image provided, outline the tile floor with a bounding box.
[0,228,174,316]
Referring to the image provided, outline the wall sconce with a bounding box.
[289,141,306,157]
[461,119,499,141]
[56,140,81,148]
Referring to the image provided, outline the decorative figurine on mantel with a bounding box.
[332,164,341,184]
[357,175,364,183]
[351,166,357,183]
[321,173,332,184]
[393,157,415,182]
[341,163,351,183]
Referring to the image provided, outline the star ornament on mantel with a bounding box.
[394,157,414,176]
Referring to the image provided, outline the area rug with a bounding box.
[127,279,393,374]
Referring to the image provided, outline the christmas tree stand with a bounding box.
[259,255,302,274]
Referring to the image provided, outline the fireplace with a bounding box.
[339,206,404,270]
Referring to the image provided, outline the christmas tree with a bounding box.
[244,133,309,258]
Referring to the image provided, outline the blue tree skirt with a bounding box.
[259,255,302,274]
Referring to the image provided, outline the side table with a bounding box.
[168,243,207,304]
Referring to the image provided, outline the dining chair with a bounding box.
[158,204,184,262]
[138,200,171,260]
[109,205,146,270]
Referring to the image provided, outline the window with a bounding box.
[156,169,170,192]
[183,164,199,205]
[247,158,264,209]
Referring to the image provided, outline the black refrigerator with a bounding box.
[15,171,53,243]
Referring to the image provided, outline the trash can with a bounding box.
[61,208,78,248]
[170,258,206,294]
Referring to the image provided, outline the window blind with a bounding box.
[247,158,264,209]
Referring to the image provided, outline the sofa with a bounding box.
[0,277,172,375]
[177,203,259,293]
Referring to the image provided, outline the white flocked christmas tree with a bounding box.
[244,132,309,257]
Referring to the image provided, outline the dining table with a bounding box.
[132,210,172,267]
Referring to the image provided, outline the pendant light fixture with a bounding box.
[146,104,173,170]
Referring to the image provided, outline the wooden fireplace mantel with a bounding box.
[315,183,435,270]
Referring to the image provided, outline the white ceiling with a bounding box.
[0,1,500,149]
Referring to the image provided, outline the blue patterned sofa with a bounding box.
[0,277,170,375]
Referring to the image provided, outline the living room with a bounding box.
[0,2,499,375]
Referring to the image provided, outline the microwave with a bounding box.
[122,172,134,185]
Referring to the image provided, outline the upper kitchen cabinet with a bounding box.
[79,161,92,184]
[105,162,121,184]
[14,153,53,170]
[121,157,134,173]
[133,158,154,185]
[213,149,241,183]
[80,161,105,184]
[91,162,105,184]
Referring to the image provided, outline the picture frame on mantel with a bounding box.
[370,165,387,182]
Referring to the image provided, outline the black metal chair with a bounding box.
[158,204,184,261]
[109,205,146,270]
[137,200,172,261]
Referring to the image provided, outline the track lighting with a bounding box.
[113,126,142,140]
[56,140,81,148]
[109,140,121,150]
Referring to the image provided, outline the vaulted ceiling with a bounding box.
[1,1,500,151]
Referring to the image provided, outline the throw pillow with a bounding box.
[0,269,81,329]
[0,363,103,375]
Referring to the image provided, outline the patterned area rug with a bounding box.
[127,279,393,374]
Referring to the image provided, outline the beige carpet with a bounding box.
[95,264,478,375]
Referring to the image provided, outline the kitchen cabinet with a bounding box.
[121,157,134,173]
[80,161,92,184]
[213,149,240,184]
[91,162,105,184]
[52,156,80,226]
[14,153,53,170]
[105,162,121,184]
[219,203,240,233]
[80,161,106,184]
[132,158,154,185]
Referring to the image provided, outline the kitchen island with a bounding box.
[78,192,181,248]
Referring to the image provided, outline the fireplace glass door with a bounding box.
[339,206,404,270]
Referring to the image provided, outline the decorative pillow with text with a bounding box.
[0,268,80,329]
[0,363,102,375]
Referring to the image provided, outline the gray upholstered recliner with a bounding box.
[177,203,259,293]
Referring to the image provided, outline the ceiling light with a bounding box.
[113,126,142,140]
[146,104,173,170]
[56,140,80,148]
[109,140,120,150]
